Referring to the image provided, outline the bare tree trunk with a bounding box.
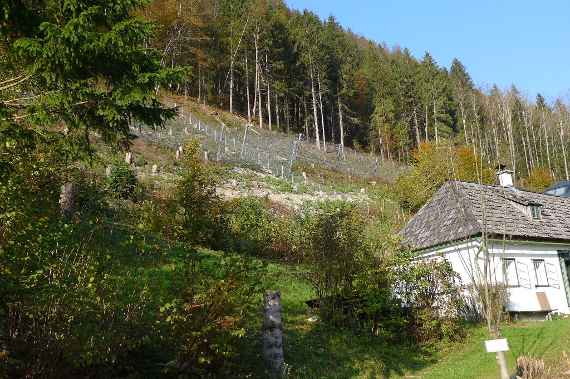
[266,54,272,131]
[275,93,280,131]
[254,32,263,129]
[59,182,76,218]
[543,111,553,175]
[521,133,530,176]
[433,96,439,144]
[530,109,539,166]
[285,96,290,134]
[245,52,251,123]
[230,50,234,114]
[522,109,534,170]
[459,99,468,144]
[413,107,421,146]
[303,98,309,140]
[317,71,326,151]
[262,291,285,378]
[424,104,429,141]
[309,62,321,150]
[337,93,345,153]
[560,120,569,180]
[198,66,201,102]
[505,103,516,180]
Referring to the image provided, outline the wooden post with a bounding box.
[59,182,76,218]
[497,352,509,379]
[125,152,133,165]
[262,291,285,378]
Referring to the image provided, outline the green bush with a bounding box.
[223,197,275,256]
[0,140,265,377]
[161,253,265,377]
[300,201,368,324]
[175,140,222,245]
[392,252,466,344]
[107,163,138,200]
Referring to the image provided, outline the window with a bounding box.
[503,258,519,287]
[533,259,549,287]
[530,205,542,220]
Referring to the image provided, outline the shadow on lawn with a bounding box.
[284,323,435,379]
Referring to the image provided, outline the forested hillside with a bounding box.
[3,1,570,378]
[144,0,570,183]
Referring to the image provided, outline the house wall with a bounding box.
[419,239,570,314]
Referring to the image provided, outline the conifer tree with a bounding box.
[1,0,182,157]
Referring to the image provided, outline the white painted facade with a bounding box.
[418,238,570,314]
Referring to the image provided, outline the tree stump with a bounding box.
[262,290,285,378]
[59,182,76,218]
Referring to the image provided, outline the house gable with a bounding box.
[400,182,481,250]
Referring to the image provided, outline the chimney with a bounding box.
[496,164,514,188]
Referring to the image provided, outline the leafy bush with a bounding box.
[395,142,494,212]
[0,140,265,377]
[300,202,369,324]
[175,140,222,245]
[392,252,466,343]
[161,253,265,377]
[522,167,554,192]
[223,197,275,256]
[107,163,138,200]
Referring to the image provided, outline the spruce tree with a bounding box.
[1,0,182,156]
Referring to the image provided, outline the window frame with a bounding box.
[530,205,542,220]
[502,258,520,287]
[532,259,549,287]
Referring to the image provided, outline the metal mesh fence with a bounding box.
[131,104,401,183]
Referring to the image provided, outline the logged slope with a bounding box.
[132,96,403,184]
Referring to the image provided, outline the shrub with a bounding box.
[107,163,138,200]
[223,197,274,256]
[395,142,494,212]
[523,167,554,192]
[301,202,368,324]
[175,140,222,245]
[392,252,465,343]
[161,254,265,377]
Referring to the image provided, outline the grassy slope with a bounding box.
[123,97,570,378]
[261,262,570,379]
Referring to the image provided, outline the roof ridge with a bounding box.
[448,179,570,199]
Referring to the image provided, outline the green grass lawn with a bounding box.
[261,262,570,379]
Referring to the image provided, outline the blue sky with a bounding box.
[285,0,569,102]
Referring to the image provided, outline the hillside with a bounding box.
[144,0,570,186]
[4,1,570,378]
[127,94,404,211]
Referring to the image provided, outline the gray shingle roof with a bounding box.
[400,181,570,251]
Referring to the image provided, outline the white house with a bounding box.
[400,171,570,316]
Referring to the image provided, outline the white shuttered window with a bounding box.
[533,259,549,287]
[503,258,519,287]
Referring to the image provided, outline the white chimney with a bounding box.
[497,168,514,187]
